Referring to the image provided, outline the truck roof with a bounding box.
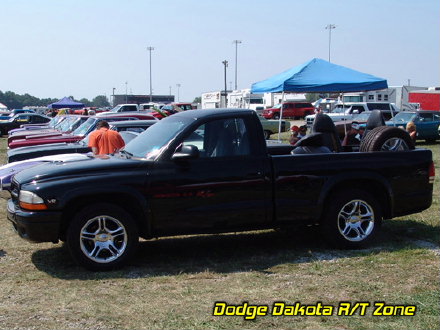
[171,108,256,120]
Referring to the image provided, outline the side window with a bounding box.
[419,113,433,122]
[32,116,43,123]
[15,115,30,123]
[352,106,364,113]
[433,113,440,121]
[182,118,250,158]
[126,127,145,133]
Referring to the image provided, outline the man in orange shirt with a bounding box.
[88,121,125,155]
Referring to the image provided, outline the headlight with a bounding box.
[19,190,47,210]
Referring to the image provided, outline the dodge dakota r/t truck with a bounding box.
[7,109,435,270]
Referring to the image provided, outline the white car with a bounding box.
[306,102,400,127]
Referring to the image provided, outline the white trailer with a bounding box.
[201,91,222,109]
[227,89,264,111]
[342,86,427,110]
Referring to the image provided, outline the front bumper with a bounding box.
[7,199,62,243]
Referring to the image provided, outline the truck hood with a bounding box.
[13,155,150,185]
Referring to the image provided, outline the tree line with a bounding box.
[0,90,110,109]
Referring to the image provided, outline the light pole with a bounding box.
[233,40,242,90]
[222,60,228,107]
[112,87,116,106]
[147,46,154,102]
[325,24,336,62]
[176,83,181,102]
[125,81,128,103]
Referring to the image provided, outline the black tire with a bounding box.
[67,203,139,271]
[321,189,382,249]
[263,130,271,140]
[360,126,388,152]
[360,126,415,152]
[272,113,280,120]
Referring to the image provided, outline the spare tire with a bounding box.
[360,126,415,152]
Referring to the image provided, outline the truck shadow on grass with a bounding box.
[31,219,439,280]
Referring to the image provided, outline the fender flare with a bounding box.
[316,171,395,220]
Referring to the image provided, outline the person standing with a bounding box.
[88,121,125,155]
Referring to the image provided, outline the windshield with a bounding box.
[107,105,121,113]
[57,116,76,132]
[273,104,282,109]
[53,116,68,129]
[124,116,192,159]
[48,117,62,128]
[352,112,371,121]
[391,112,417,122]
[72,118,96,136]
[332,106,349,114]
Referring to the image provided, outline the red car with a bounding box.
[7,115,88,144]
[262,102,314,120]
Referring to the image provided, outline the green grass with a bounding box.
[0,138,438,329]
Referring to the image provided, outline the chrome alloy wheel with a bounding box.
[79,216,128,263]
[380,137,410,151]
[337,200,375,242]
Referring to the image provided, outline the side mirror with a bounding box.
[172,145,200,161]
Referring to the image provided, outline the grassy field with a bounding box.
[0,137,438,330]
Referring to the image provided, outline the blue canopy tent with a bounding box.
[48,97,85,109]
[251,58,388,139]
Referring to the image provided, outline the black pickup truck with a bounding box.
[7,109,435,270]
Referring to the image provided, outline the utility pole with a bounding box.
[325,24,336,62]
[112,87,116,106]
[233,40,242,90]
[125,82,128,103]
[222,60,228,107]
[176,83,181,102]
[147,46,154,102]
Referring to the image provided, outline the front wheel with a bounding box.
[272,113,280,120]
[263,130,271,140]
[321,189,382,248]
[67,203,139,271]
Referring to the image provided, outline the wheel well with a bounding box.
[59,193,149,241]
[321,179,392,222]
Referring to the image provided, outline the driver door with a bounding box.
[149,117,270,235]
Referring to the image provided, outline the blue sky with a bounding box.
[1,0,439,102]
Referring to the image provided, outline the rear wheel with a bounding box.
[263,130,271,140]
[67,203,139,271]
[321,189,382,248]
